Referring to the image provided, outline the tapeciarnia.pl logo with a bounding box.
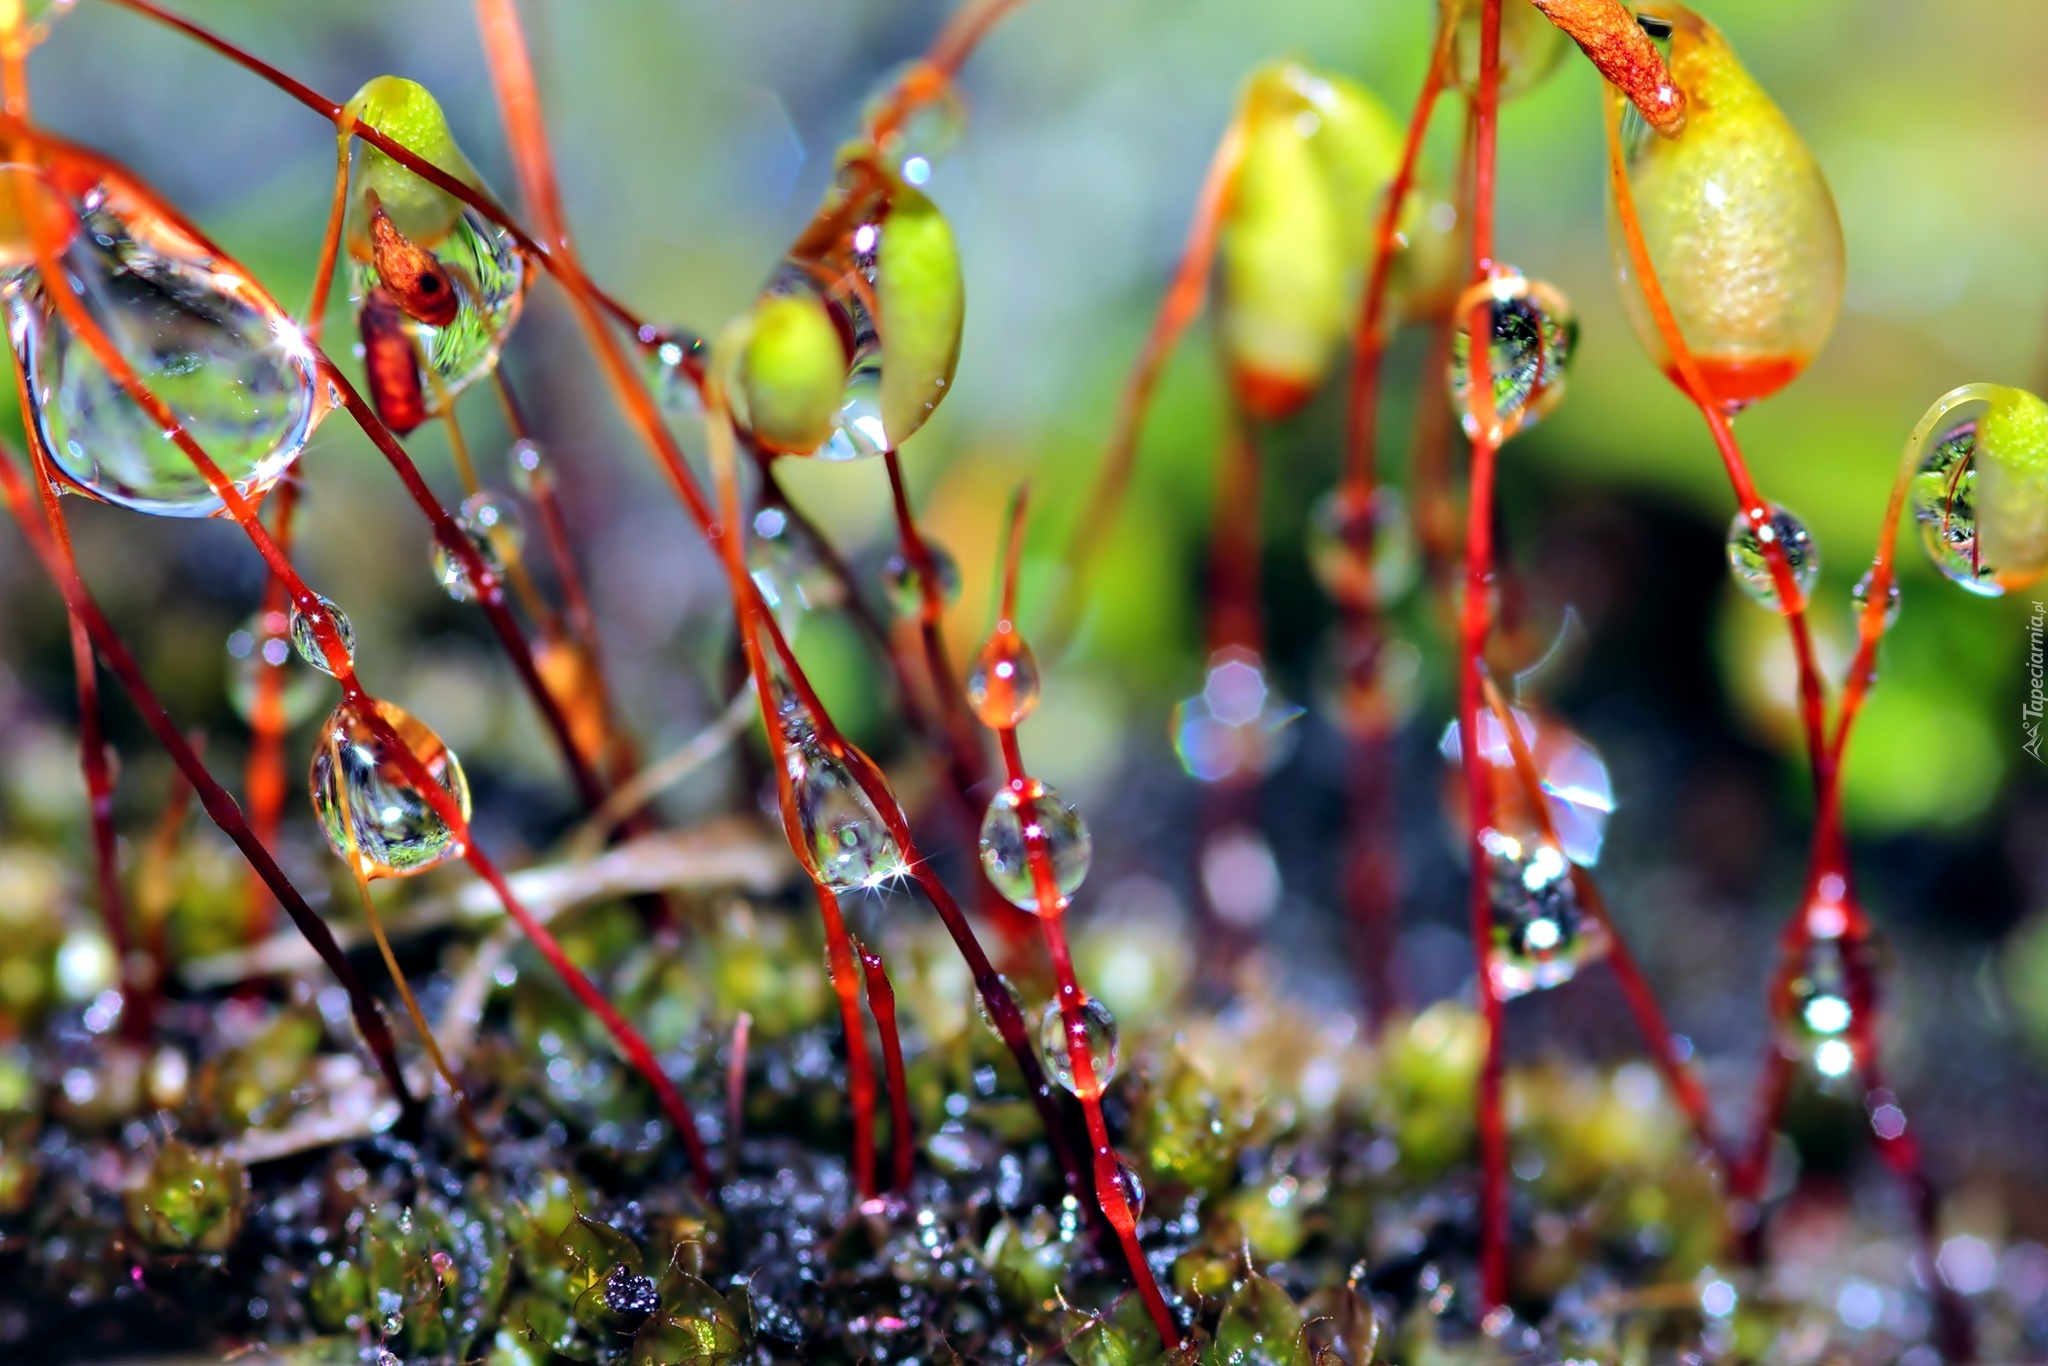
[2027,601,2046,762]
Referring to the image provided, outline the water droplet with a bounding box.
[309,699,471,878]
[4,165,321,517]
[1778,933,1869,1074]
[1850,571,1900,629]
[1726,503,1819,612]
[975,974,1024,1039]
[507,436,545,494]
[1306,486,1418,609]
[966,626,1040,729]
[640,327,708,416]
[348,210,526,409]
[1440,706,1614,866]
[1446,0,1569,100]
[979,779,1092,914]
[865,61,968,182]
[1479,828,1608,1000]
[777,690,906,891]
[1448,270,1576,442]
[432,491,520,602]
[1609,7,1843,410]
[1110,1154,1145,1220]
[883,541,961,617]
[1908,384,2048,597]
[288,595,356,677]
[226,611,327,727]
[749,505,844,635]
[1171,648,1305,784]
[1040,996,1119,1098]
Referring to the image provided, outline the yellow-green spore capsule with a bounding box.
[874,178,964,446]
[737,292,850,457]
[1610,3,1843,412]
[343,76,482,251]
[1219,64,1401,421]
[1976,387,2048,590]
[1445,0,1569,101]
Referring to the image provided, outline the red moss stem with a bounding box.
[243,475,300,943]
[814,882,880,1199]
[857,938,917,1193]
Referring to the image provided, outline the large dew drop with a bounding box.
[1726,503,1819,612]
[3,164,321,517]
[776,692,906,891]
[343,78,528,433]
[288,595,356,677]
[1040,996,1119,1098]
[1478,828,1608,1000]
[1609,4,1843,411]
[1908,383,2048,597]
[309,699,471,878]
[978,779,1092,914]
[1447,270,1576,443]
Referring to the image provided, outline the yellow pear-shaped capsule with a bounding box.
[1609,3,1842,411]
[1977,387,2048,587]
[1912,383,2048,595]
[1219,63,1404,420]
[874,177,964,446]
[1444,0,1569,101]
[732,292,850,457]
[342,76,483,253]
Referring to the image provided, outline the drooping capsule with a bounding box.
[966,624,1041,729]
[1726,503,1819,612]
[343,77,528,426]
[1219,62,1406,419]
[1443,0,1569,101]
[309,699,471,878]
[1478,827,1608,999]
[775,689,906,891]
[3,162,322,517]
[1447,270,1576,442]
[288,595,357,677]
[979,779,1092,913]
[1170,648,1305,784]
[1908,383,2048,596]
[1040,996,1119,1098]
[1609,3,1844,411]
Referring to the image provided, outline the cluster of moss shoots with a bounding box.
[0,0,2037,1361]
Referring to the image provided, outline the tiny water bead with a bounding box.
[288,595,357,677]
[749,505,844,635]
[1221,62,1405,419]
[1851,571,1901,630]
[1610,4,1843,411]
[1110,1154,1146,1220]
[979,780,1092,914]
[1040,996,1119,1098]
[1171,648,1305,784]
[777,692,906,892]
[309,700,472,878]
[5,164,321,517]
[1478,828,1609,1000]
[966,626,1041,730]
[1908,383,2048,596]
[1778,934,1871,1078]
[124,1139,248,1254]
[225,613,326,728]
[639,326,708,417]
[1726,504,1819,612]
[883,541,962,617]
[976,974,1025,1039]
[1306,486,1419,610]
[431,492,521,602]
[1447,271,1576,442]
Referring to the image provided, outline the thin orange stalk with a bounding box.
[857,938,916,1193]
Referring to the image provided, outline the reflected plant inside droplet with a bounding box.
[1726,503,1819,613]
[1447,270,1576,442]
[1908,383,2048,597]
[288,594,356,677]
[1040,995,1119,1098]
[978,779,1092,913]
[1479,828,1608,999]
[309,699,472,878]
[777,691,906,892]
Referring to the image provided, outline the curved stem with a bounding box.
[857,938,916,1193]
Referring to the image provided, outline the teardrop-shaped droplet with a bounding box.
[1726,503,1819,612]
[1444,0,1568,101]
[1447,270,1576,442]
[1306,486,1418,610]
[966,626,1041,730]
[309,699,471,878]
[1777,932,1870,1080]
[975,973,1025,1040]
[1110,1154,1145,1221]
[749,505,844,636]
[432,491,519,602]
[639,327,707,417]
[1478,828,1608,1000]
[1220,63,1404,420]
[883,542,962,617]
[288,595,356,677]
[1850,571,1901,629]
[4,164,322,517]
[978,779,1092,913]
[1908,383,2048,597]
[1441,706,1615,868]
[1609,4,1843,411]
[226,612,326,728]
[777,692,906,891]
[1171,647,1305,784]
[1040,996,1119,1098]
